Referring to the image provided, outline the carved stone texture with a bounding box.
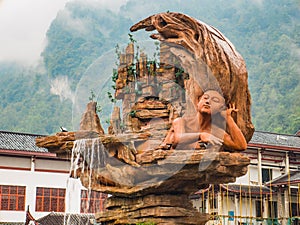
[79,101,104,134]
[109,106,122,134]
[96,194,210,225]
[37,131,250,224]
[35,131,99,158]
[79,147,250,197]
[114,40,189,137]
[130,12,254,142]
[78,146,249,225]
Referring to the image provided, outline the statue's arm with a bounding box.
[172,118,223,148]
[222,104,247,150]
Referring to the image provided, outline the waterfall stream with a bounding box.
[64,138,108,225]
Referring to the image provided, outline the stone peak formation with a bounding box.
[36,12,254,225]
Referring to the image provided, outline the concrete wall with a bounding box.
[0,155,84,222]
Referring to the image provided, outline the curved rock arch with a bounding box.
[131,12,254,141]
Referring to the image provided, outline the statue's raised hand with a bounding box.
[221,103,238,119]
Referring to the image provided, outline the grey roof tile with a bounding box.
[249,131,300,148]
[192,184,274,197]
[0,130,47,153]
[221,184,274,195]
[268,170,300,186]
[0,223,24,225]
[36,212,95,225]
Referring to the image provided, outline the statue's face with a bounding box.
[197,90,225,115]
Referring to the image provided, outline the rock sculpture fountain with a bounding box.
[36,12,254,225]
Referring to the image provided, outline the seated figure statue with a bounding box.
[161,90,247,151]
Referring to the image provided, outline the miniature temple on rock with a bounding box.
[36,12,254,225]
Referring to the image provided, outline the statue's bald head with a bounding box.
[197,90,225,115]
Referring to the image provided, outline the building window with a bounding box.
[255,200,263,218]
[209,195,218,219]
[0,185,26,211]
[268,201,278,218]
[209,196,217,210]
[291,202,299,217]
[81,190,107,213]
[262,168,272,183]
[199,198,206,213]
[36,187,65,212]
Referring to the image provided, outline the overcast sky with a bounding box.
[0,0,128,65]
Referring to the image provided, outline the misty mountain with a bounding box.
[42,0,132,87]
[0,0,299,135]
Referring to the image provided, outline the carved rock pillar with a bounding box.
[96,194,210,225]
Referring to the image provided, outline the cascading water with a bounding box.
[64,138,108,225]
[71,138,108,176]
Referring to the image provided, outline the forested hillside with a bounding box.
[0,0,298,135]
[0,62,71,134]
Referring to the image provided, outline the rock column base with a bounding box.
[96,194,210,225]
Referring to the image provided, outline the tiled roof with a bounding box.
[0,223,24,225]
[36,212,95,224]
[221,184,274,195]
[249,131,300,149]
[192,184,274,197]
[0,130,47,153]
[268,170,300,186]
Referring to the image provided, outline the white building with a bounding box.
[0,131,106,224]
[192,131,300,225]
